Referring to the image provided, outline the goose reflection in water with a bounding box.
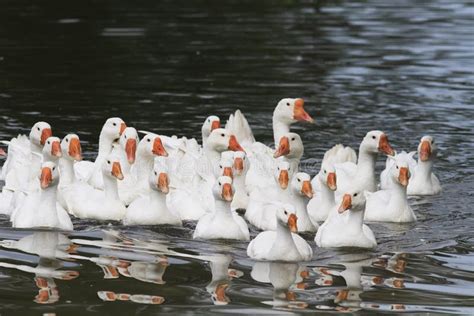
[97,291,165,305]
[0,231,79,304]
[251,261,309,310]
[204,254,243,305]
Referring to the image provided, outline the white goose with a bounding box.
[57,134,83,210]
[315,188,376,249]
[380,151,416,190]
[193,176,249,241]
[123,160,181,226]
[74,117,126,189]
[286,172,317,232]
[407,135,441,195]
[42,136,63,163]
[65,153,126,221]
[113,127,139,205]
[222,151,250,212]
[307,161,337,224]
[12,161,73,230]
[202,115,221,147]
[365,154,416,222]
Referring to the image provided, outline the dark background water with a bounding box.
[0,0,473,314]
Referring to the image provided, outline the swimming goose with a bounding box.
[193,176,250,240]
[57,134,82,210]
[272,98,314,147]
[205,254,243,305]
[113,127,139,205]
[365,154,416,222]
[123,159,181,226]
[247,204,313,262]
[407,136,441,195]
[286,172,317,232]
[315,188,376,249]
[202,115,221,147]
[74,117,126,189]
[12,161,73,230]
[334,131,395,199]
[380,151,416,190]
[222,151,250,212]
[65,153,126,221]
[308,161,337,224]
[42,136,62,163]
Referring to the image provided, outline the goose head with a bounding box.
[361,131,395,156]
[120,127,139,164]
[292,172,313,199]
[102,153,124,180]
[214,176,234,202]
[338,189,366,214]
[30,122,52,147]
[276,204,298,233]
[216,154,234,179]
[319,163,337,191]
[42,136,62,159]
[274,160,292,189]
[150,161,169,194]
[387,155,410,187]
[138,134,168,158]
[273,98,314,124]
[39,161,59,189]
[61,134,82,161]
[101,117,126,142]
[418,135,437,162]
[202,115,221,141]
[232,151,249,176]
[274,133,304,159]
[206,129,245,153]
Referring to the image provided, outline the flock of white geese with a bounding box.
[0,98,441,262]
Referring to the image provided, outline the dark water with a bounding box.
[0,0,473,314]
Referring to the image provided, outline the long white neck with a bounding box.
[416,159,434,182]
[96,133,114,163]
[356,146,377,192]
[214,199,233,220]
[40,185,58,210]
[102,174,120,200]
[272,118,290,148]
[233,174,246,192]
[134,153,154,186]
[270,221,297,254]
[58,158,76,186]
[30,140,42,155]
[210,256,231,281]
[150,190,167,208]
[347,207,365,232]
[389,180,408,204]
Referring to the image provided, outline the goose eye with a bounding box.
[396,165,399,169]
[286,102,290,106]
[66,138,69,143]
[47,141,50,144]
[147,138,151,142]
[107,160,111,164]
[221,133,225,137]
[277,167,280,171]
[291,138,296,141]
[218,182,221,186]
[324,169,327,173]
[431,140,434,144]
[288,167,291,171]
[297,178,301,182]
[353,193,358,197]
[112,122,117,126]
[219,165,223,169]
[124,135,127,139]
[37,127,40,131]
[52,167,55,171]
[208,119,210,122]
[284,210,288,215]
[154,171,157,175]
[372,136,376,140]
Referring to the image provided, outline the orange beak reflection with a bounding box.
[301,180,313,198]
[274,136,290,158]
[40,167,53,189]
[111,161,124,180]
[222,183,233,201]
[51,141,62,157]
[278,170,289,189]
[327,172,337,191]
[419,140,431,161]
[125,138,137,164]
[152,137,168,157]
[215,283,229,303]
[223,167,233,179]
[293,98,314,123]
[398,167,409,187]
[234,157,244,175]
[68,138,82,161]
[228,135,245,152]
[378,134,395,156]
[287,213,298,233]
[40,128,52,146]
[211,120,221,131]
[338,194,352,214]
[157,173,169,193]
[119,122,127,135]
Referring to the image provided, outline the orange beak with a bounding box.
[125,138,137,164]
[378,134,395,156]
[338,194,352,213]
[336,289,349,302]
[274,136,290,158]
[51,141,62,157]
[211,120,221,131]
[287,213,298,233]
[228,135,245,152]
[278,169,289,189]
[119,122,127,135]
[157,173,169,193]
[233,157,244,175]
[398,167,409,187]
[215,283,228,303]
[111,161,124,180]
[68,138,82,161]
[35,289,51,304]
[222,183,233,201]
[301,180,313,198]
[327,172,337,191]
[293,98,314,123]
[152,137,168,157]
[40,167,53,189]
[40,128,52,145]
[223,166,233,179]
[419,140,431,161]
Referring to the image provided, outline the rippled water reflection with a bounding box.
[0,0,473,314]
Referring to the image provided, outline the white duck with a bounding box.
[223,151,250,212]
[193,176,249,241]
[74,117,126,189]
[201,115,221,147]
[113,127,139,205]
[273,132,304,173]
[123,160,181,226]
[57,134,83,209]
[307,161,337,223]
[285,172,317,232]
[247,204,313,262]
[407,135,441,195]
[365,154,416,222]
[41,136,63,163]
[315,188,376,249]
[334,131,395,198]
[65,153,126,221]
[380,151,416,190]
[205,254,243,306]
[12,161,73,230]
